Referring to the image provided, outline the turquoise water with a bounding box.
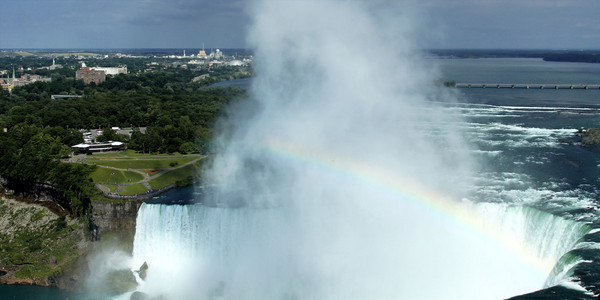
[0,284,83,300]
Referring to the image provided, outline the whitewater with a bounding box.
[121,1,600,299]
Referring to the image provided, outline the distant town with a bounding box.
[1,48,252,92]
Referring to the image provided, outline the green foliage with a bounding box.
[175,176,195,187]
[2,63,247,157]
[179,141,198,154]
[53,216,67,232]
[30,210,45,222]
[0,124,96,216]
[1,57,246,213]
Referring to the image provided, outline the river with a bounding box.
[4,57,600,299]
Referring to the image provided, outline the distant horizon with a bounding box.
[2,48,600,51]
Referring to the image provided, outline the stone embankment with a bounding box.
[95,183,175,201]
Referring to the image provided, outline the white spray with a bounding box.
[130,0,572,299]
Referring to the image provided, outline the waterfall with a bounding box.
[129,201,591,299]
[126,1,596,299]
[472,203,592,286]
[130,203,289,299]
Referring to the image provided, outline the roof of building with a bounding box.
[51,95,83,100]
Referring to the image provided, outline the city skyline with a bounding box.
[1,0,599,50]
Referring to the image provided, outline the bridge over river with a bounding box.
[456,83,600,89]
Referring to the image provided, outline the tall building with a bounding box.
[198,43,207,59]
[1,66,16,92]
[76,67,106,84]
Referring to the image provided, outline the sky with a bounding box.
[0,0,599,49]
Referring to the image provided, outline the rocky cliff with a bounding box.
[0,174,144,290]
[0,196,90,288]
[0,175,72,216]
[90,200,141,240]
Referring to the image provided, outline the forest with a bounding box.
[0,61,250,215]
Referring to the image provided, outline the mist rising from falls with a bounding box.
[130,0,588,299]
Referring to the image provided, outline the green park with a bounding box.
[79,150,205,197]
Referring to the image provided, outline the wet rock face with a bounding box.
[90,200,141,238]
[137,261,149,280]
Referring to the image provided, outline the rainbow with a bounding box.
[261,135,557,275]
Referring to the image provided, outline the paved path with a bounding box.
[66,153,204,197]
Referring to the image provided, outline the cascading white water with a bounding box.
[474,204,591,267]
[126,0,594,299]
[471,203,592,287]
[130,204,288,298]
[130,202,590,299]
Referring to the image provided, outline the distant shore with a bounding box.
[428,49,600,63]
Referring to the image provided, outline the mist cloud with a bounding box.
[192,0,544,298]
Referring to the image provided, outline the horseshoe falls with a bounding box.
[127,1,600,299]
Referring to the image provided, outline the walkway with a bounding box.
[65,152,204,199]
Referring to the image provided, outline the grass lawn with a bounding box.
[119,184,149,196]
[84,156,200,170]
[149,163,201,190]
[104,184,119,193]
[90,167,144,184]
[83,153,205,196]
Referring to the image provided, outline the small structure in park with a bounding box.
[72,141,124,154]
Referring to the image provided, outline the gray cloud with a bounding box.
[1,0,598,49]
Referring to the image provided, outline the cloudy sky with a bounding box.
[0,0,598,49]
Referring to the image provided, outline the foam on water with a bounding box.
[121,1,600,299]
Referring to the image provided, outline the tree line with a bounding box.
[0,65,249,214]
